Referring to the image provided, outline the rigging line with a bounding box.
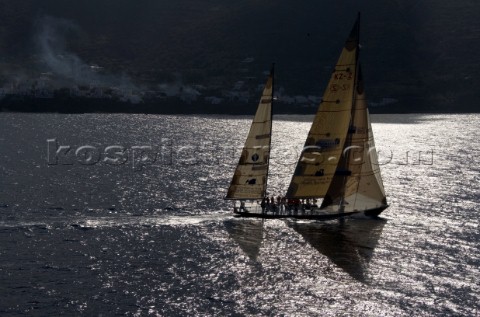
[344,32,361,210]
[264,63,274,199]
[352,72,366,210]
[348,13,363,210]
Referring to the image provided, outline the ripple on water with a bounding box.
[0,113,478,315]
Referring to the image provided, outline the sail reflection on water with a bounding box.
[289,217,387,282]
[224,217,387,282]
[224,219,265,261]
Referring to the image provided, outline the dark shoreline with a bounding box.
[1,96,476,115]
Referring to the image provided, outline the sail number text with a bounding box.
[329,71,353,92]
[330,84,351,92]
[333,72,353,81]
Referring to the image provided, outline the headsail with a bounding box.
[286,15,360,199]
[320,65,387,212]
[226,66,274,200]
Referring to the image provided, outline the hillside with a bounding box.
[0,0,479,113]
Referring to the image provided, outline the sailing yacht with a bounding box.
[226,14,388,219]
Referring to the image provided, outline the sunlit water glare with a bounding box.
[0,113,478,316]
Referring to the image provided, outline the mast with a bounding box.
[338,12,361,210]
[226,66,274,200]
[264,63,275,198]
[286,14,361,199]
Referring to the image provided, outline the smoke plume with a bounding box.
[35,16,136,90]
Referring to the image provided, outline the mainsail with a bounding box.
[226,66,274,200]
[286,16,360,199]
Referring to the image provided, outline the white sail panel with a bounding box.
[331,115,387,212]
[286,19,360,199]
[347,77,387,210]
[349,109,387,208]
[226,70,273,200]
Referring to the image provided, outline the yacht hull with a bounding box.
[233,205,388,220]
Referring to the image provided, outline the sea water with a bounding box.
[0,113,478,316]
